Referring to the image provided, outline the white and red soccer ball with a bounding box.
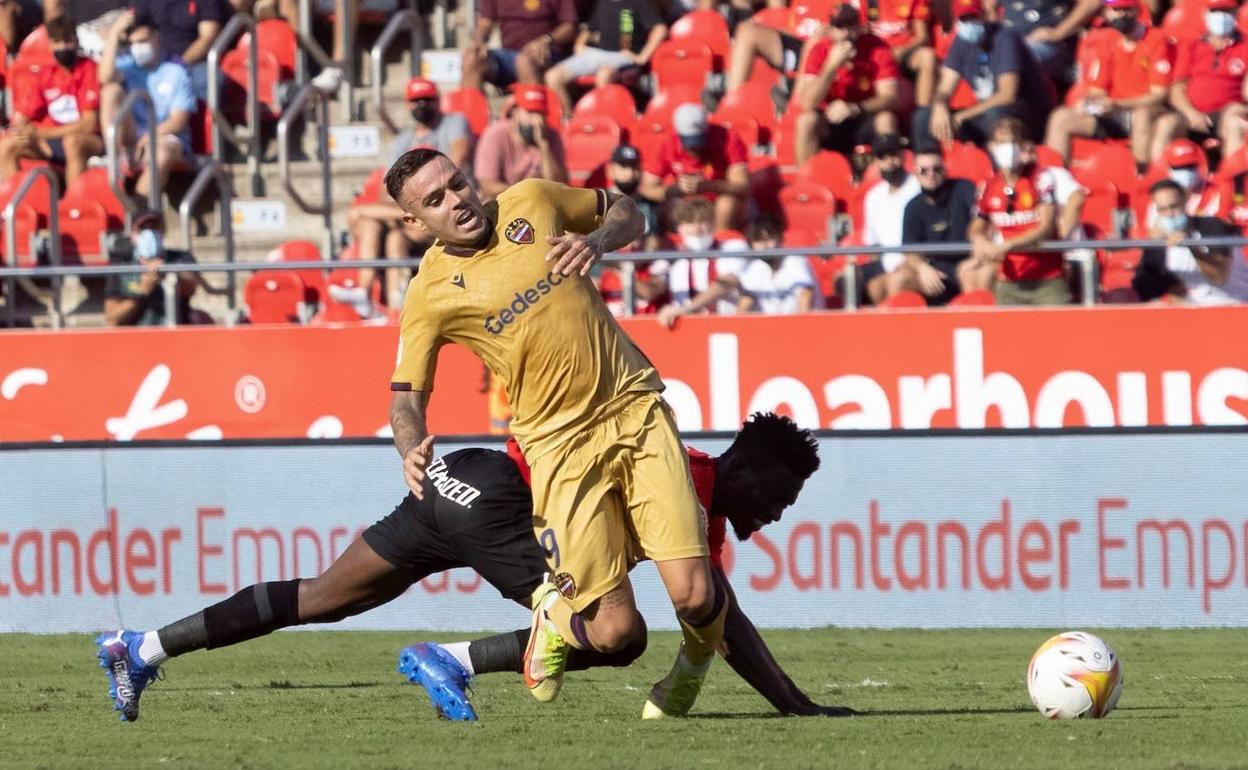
[1027,631,1123,720]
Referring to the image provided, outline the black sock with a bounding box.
[467,628,648,674]
[200,579,303,650]
[156,611,209,658]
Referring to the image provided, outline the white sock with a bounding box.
[441,641,474,675]
[137,631,169,667]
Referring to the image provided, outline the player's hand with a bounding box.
[403,435,436,499]
[545,233,603,276]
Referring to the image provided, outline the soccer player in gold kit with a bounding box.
[384,149,725,718]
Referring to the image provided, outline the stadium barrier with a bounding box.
[1,431,1245,633]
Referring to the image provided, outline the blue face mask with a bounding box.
[957,20,987,44]
[135,228,163,260]
[1160,213,1189,234]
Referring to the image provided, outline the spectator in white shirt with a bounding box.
[860,134,921,304]
[737,217,822,314]
[653,196,748,328]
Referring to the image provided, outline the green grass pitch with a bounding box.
[4,629,1247,769]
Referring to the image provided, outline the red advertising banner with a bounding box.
[2,305,1247,441]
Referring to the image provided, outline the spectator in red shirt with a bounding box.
[1163,0,1248,158]
[967,115,1069,305]
[639,103,750,231]
[864,0,938,126]
[1043,0,1174,170]
[793,3,900,163]
[462,0,579,91]
[0,15,102,186]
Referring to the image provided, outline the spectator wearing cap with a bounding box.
[640,102,750,231]
[474,85,568,200]
[104,211,202,327]
[859,133,921,305]
[544,0,668,119]
[346,77,474,310]
[736,215,822,315]
[793,3,900,163]
[132,0,229,98]
[967,115,1068,305]
[895,143,980,305]
[0,15,102,186]
[98,10,195,204]
[1000,0,1102,87]
[1162,0,1248,159]
[1043,0,1174,171]
[1143,139,1225,226]
[608,144,662,249]
[462,0,578,92]
[652,196,750,328]
[1133,178,1248,305]
[927,0,1055,146]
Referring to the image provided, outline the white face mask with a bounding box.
[681,232,715,252]
[1169,167,1202,191]
[1206,11,1237,37]
[131,41,157,67]
[991,142,1019,172]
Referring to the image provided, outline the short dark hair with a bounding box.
[672,195,714,225]
[384,148,447,205]
[46,15,78,43]
[745,214,782,244]
[727,412,820,481]
[912,140,942,157]
[1151,178,1186,199]
[990,115,1026,142]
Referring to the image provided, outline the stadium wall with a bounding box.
[3,305,1248,441]
[2,432,1246,632]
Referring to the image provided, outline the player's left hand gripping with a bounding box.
[404,435,436,499]
[545,234,601,277]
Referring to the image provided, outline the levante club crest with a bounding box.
[506,218,535,244]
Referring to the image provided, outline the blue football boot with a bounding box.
[95,630,160,722]
[397,642,477,721]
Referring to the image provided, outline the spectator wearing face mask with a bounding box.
[927,0,1055,146]
[98,12,195,204]
[894,143,980,305]
[736,215,822,315]
[966,115,1067,306]
[859,133,921,305]
[1133,179,1248,305]
[1162,0,1248,158]
[104,211,201,326]
[1042,0,1174,172]
[1144,139,1224,227]
[132,0,229,98]
[607,144,661,250]
[474,85,568,200]
[640,103,750,232]
[0,15,102,186]
[793,2,900,163]
[651,196,749,328]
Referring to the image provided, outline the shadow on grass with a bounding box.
[692,704,1185,720]
[154,681,384,692]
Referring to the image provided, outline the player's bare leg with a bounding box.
[640,556,728,718]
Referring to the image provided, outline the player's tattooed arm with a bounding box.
[714,567,858,717]
[545,192,644,276]
[390,390,435,499]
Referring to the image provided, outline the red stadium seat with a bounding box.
[16,24,52,67]
[1034,144,1066,169]
[752,6,796,33]
[222,47,283,121]
[668,9,731,67]
[1163,2,1207,44]
[240,19,297,77]
[948,289,996,307]
[749,157,784,215]
[791,0,835,38]
[632,87,700,165]
[773,109,801,168]
[564,114,622,187]
[780,178,837,240]
[1080,184,1123,237]
[799,150,854,202]
[441,88,491,136]
[246,271,307,324]
[266,239,327,305]
[1070,139,1138,195]
[63,168,127,231]
[711,105,762,150]
[944,142,994,186]
[878,290,926,309]
[718,83,778,139]
[572,85,637,140]
[57,198,109,264]
[353,167,386,207]
[0,168,52,228]
[650,40,715,93]
[313,268,381,323]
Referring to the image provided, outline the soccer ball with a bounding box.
[1026,631,1123,720]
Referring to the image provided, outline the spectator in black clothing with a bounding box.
[892,144,979,305]
[1000,0,1101,87]
[544,0,668,118]
[104,211,201,326]
[925,0,1054,146]
[132,0,229,98]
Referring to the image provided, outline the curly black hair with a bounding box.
[726,412,820,480]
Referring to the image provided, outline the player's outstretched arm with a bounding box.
[390,390,435,499]
[545,192,644,276]
[714,566,858,717]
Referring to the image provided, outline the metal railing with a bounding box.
[370,10,423,134]
[104,88,160,220]
[206,13,263,197]
[277,84,335,260]
[177,160,236,323]
[296,0,355,123]
[3,168,61,329]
